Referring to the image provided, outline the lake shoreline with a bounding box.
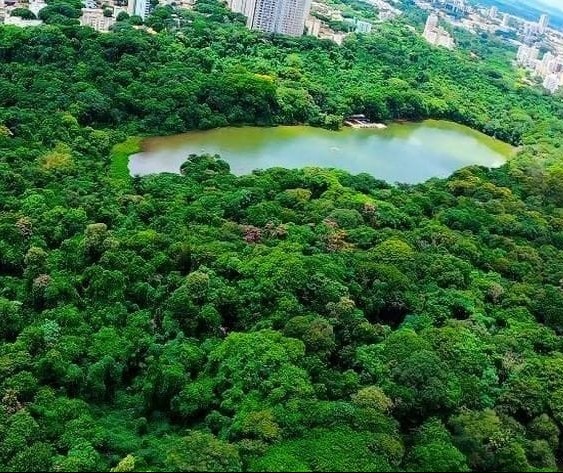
[128,121,514,185]
[138,119,517,153]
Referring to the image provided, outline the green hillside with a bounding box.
[0,1,562,471]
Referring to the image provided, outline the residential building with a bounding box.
[379,10,394,21]
[228,0,256,20]
[431,0,467,14]
[501,13,510,27]
[331,31,345,45]
[523,22,539,36]
[423,13,455,49]
[536,52,558,75]
[256,0,311,36]
[305,15,321,36]
[355,19,372,34]
[426,12,438,30]
[516,43,563,94]
[80,8,115,32]
[0,0,46,22]
[28,0,47,16]
[178,0,196,9]
[539,13,549,34]
[128,0,150,19]
[516,44,540,67]
[234,0,311,36]
[4,15,42,26]
[543,72,561,93]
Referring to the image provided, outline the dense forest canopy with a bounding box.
[0,0,563,471]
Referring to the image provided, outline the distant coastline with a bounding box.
[474,0,563,29]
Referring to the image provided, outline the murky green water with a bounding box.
[129,120,514,184]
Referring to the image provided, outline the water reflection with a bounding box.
[129,121,514,184]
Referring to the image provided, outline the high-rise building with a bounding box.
[523,22,540,35]
[516,44,540,67]
[489,6,497,20]
[502,13,510,27]
[538,14,549,33]
[128,0,151,20]
[543,72,561,93]
[228,0,311,36]
[227,0,256,21]
[516,45,527,63]
[256,0,311,36]
[536,52,555,75]
[277,0,311,36]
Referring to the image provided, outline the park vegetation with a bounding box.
[0,0,562,471]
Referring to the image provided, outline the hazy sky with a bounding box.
[536,0,563,12]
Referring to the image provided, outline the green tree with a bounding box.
[165,431,242,472]
[10,8,37,19]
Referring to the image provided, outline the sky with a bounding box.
[474,0,563,28]
[534,0,563,13]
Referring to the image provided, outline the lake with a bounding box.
[128,120,514,184]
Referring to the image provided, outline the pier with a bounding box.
[345,114,388,129]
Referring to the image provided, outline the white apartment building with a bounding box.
[228,0,256,20]
[128,0,150,19]
[305,16,321,36]
[256,0,310,36]
[536,52,560,76]
[228,0,311,36]
[4,16,42,26]
[539,13,549,34]
[28,0,47,16]
[355,19,372,34]
[426,13,438,30]
[423,13,455,49]
[81,8,116,32]
[516,44,540,67]
[543,73,561,93]
[517,46,562,94]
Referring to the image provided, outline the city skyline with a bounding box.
[472,0,563,29]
